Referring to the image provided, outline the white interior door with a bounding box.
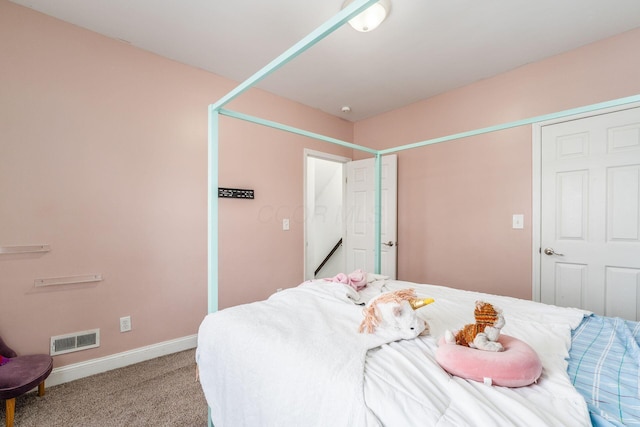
[345,155,397,278]
[540,107,640,320]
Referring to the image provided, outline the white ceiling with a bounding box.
[11,0,640,121]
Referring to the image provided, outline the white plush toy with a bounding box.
[358,289,431,341]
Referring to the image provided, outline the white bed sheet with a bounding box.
[364,280,590,426]
[196,279,591,426]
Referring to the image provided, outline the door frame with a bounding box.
[531,101,640,302]
[303,149,351,281]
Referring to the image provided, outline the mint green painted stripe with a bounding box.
[378,94,640,155]
[374,154,382,274]
[208,106,219,315]
[219,108,378,155]
[210,0,380,111]
[207,107,218,427]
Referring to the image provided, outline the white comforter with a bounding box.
[196,279,591,427]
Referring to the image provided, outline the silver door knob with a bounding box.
[382,241,395,247]
[543,247,564,256]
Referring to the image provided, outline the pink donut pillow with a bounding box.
[435,334,542,387]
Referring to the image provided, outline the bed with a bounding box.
[196,277,640,426]
[200,2,640,426]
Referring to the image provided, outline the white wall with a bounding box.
[307,157,344,278]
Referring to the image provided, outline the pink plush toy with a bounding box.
[438,301,542,387]
[436,335,543,387]
[326,269,368,291]
[0,336,15,366]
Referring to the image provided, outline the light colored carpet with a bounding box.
[1,349,208,426]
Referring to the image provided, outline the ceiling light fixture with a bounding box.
[342,0,391,33]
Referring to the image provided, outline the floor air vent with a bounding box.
[50,329,100,356]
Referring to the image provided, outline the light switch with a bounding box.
[282,218,290,231]
[512,214,524,229]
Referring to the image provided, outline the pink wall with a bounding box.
[3,0,639,370]
[0,1,351,366]
[355,28,640,299]
[217,102,353,308]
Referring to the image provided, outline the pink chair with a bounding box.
[0,336,53,427]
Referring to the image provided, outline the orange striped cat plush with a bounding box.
[444,301,505,352]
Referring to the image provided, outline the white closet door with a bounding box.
[345,155,397,278]
[540,107,640,320]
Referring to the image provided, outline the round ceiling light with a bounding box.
[342,0,391,33]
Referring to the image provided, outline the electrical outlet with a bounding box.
[120,316,132,332]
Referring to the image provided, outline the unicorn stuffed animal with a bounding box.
[358,289,431,341]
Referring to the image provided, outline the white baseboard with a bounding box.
[46,334,198,387]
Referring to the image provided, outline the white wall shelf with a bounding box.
[34,274,103,287]
[0,244,51,254]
